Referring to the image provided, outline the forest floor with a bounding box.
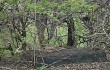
[0,61,110,70]
[0,47,110,70]
[47,62,110,70]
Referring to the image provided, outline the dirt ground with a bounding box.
[0,61,110,70]
[47,62,110,70]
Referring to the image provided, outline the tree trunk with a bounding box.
[20,17,27,50]
[67,17,75,47]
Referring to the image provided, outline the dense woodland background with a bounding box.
[0,0,110,69]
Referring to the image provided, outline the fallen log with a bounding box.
[21,48,107,66]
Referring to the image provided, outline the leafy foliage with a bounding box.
[59,0,97,13]
[37,65,47,70]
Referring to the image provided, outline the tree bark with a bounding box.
[66,14,75,47]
